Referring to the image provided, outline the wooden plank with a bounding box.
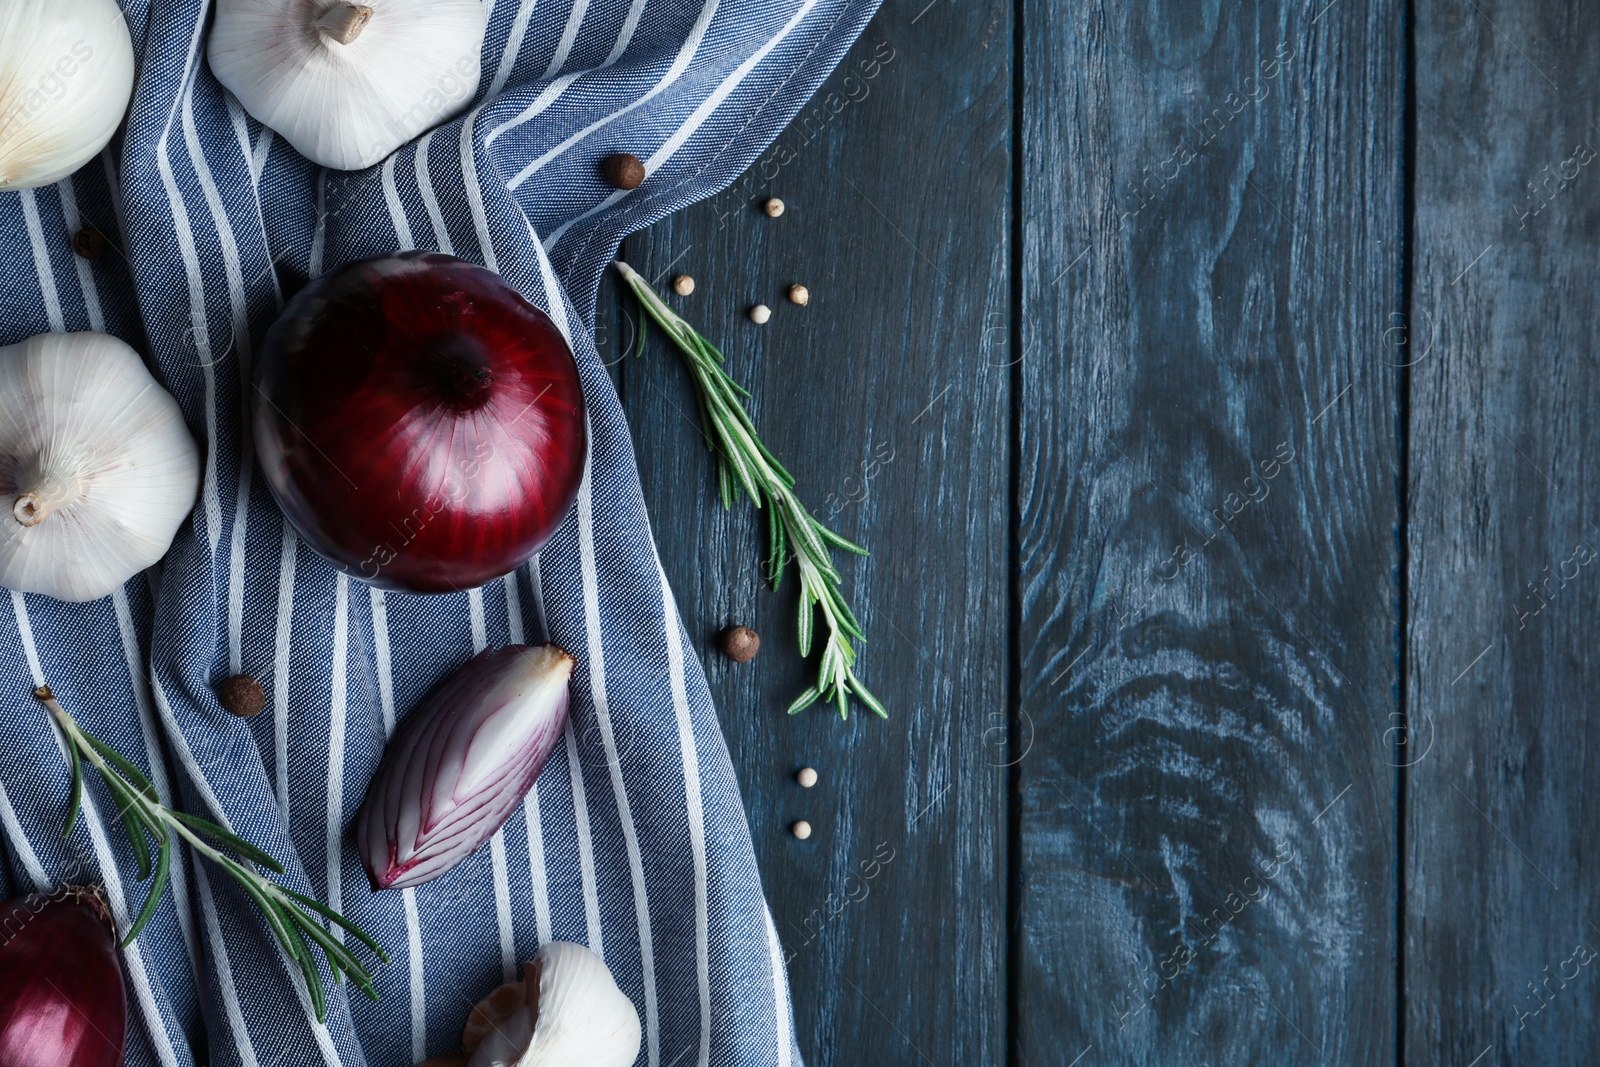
[1015,2,1403,1062]
[610,4,1012,1064]
[1407,2,1600,1061]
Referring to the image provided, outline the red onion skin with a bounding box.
[253,252,587,594]
[360,644,574,891]
[0,889,126,1067]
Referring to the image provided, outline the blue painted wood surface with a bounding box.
[610,0,1597,1062]
[1408,1,1600,1063]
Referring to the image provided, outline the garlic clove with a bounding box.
[208,0,490,171]
[0,0,136,191]
[0,333,201,603]
[520,943,642,1067]
[463,943,641,1067]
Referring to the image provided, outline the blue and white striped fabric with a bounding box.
[0,0,876,1063]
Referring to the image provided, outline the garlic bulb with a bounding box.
[208,0,489,171]
[462,943,642,1067]
[0,333,201,603]
[0,0,136,191]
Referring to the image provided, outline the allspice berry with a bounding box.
[72,227,108,260]
[603,153,646,190]
[748,304,772,325]
[719,625,760,662]
[672,274,696,296]
[788,284,810,306]
[796,767,818,788]
[791,820,813,840]
[764,197,786,217]
[218,674,266,718]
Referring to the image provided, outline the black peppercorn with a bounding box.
[72,227,108,260]
[218,674,266,718]
[603,153,646,190]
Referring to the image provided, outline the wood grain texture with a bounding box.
[1407,1,1600,1061]
[609,3,1012,1063]
[595,0,1600,1060]
[1014,1,1402,1062]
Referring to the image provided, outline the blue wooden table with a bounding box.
[605,0,1598,1061]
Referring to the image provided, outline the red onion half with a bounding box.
[253,252,587,594]
[0,887,126,1067]
[359,644,574,890]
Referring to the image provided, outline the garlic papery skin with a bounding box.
[0,333,201,603]
[463,943,642,1067]
[0,0,136,191]
[207,0,490,171]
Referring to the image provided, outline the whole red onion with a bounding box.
[0,887,126,1067]
[253,252,587,593]
[360,644,574,890]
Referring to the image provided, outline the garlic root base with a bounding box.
[316,4,374,45]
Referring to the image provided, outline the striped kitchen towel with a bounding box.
[0,0,878,1063]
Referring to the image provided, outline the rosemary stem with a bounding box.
[615,259,887,720]
[35,684,381,1013]
[46,695,247,890]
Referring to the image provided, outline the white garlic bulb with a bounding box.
[208,0,489,171]
[0,333,201,603]
[462,942,642,1067]
[0,0,136,191]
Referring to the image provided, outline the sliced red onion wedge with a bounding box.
[359,644,574,891]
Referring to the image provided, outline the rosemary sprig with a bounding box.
[35,685,387,1020]
[615,260,886,720]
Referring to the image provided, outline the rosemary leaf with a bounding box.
[89,760,154,879]
[171,810,286,874]
[824,581,865,639]
[786,685,822,715]
[212,852,298,955]
[82,731,160,803]
[122,832,170,947]
[285,920,327,1022]
[121,799,153,882]
[291,904,379,999]
[616,260,884,719]
[771,512,789,589]
[814,520,869,556]
[784,504,837,581]
[62,734,83,839]
[849,670,890,720]
[634,301,649,360]
[817,642,839,697]
[796,573,815,657]
[283,887,392,963]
